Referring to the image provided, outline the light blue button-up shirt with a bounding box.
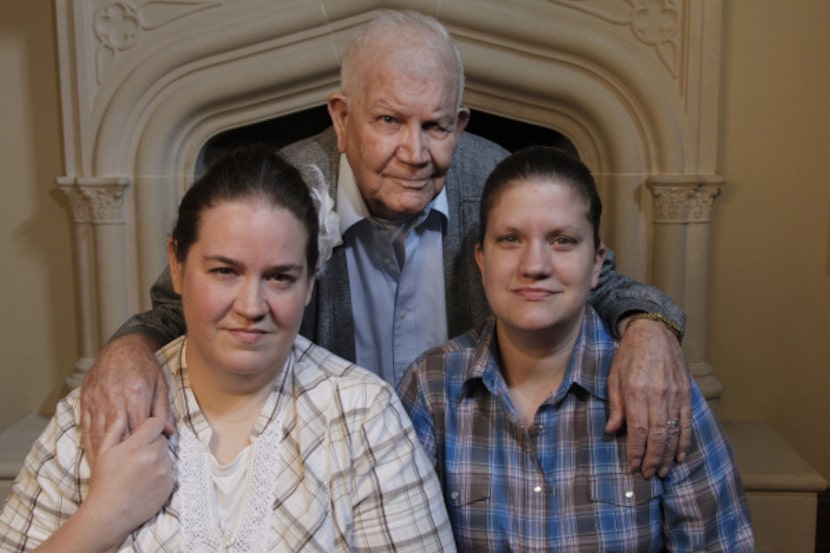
[336,155,449,385]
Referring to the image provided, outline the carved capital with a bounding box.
[647,176,723,223]
[57,183,92,224]
[57,177,131,224]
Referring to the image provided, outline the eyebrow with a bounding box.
[202,255,305,273]
[370,100,402,113]
[372,100,452,121]
[490,223,588,239]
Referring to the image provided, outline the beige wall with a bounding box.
[0,1,828,482]
[0,2,76,429]
[713,0,830,480]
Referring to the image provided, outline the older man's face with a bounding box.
[328,60,469,222]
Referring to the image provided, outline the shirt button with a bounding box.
[384,257,394,266]
[451,491,459,500]
[399,309,407,319]
[533,485,543,493]
[625,490,635,499]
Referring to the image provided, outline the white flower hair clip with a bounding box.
[303,164,342,274]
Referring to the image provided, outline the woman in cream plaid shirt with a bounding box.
[0,146,454,552]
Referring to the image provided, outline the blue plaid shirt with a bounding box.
[397,307,754,552]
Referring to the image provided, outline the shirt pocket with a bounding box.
[590,471,663,506]
[446,478,490,508]
[445,470,503,552]
[589,472,665,550]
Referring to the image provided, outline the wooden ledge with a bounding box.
[721,419,827,492]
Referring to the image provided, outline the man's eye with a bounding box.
[268,273,297,284]
[497,235,519,244]
[380,115,397,124]
[211,267,235,275]
[424,122,448,134]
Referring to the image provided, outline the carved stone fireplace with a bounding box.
[4,0,815,550]
[54,0,726,397]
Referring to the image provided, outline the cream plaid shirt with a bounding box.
[0,335,455,552]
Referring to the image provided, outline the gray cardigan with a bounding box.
[116,128,685,363]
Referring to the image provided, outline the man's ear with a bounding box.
[327,93,349,153]
[455,107,471,136]
[167,240,184,295]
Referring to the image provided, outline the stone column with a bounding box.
[57,177,131,389]
[647,176,724,409]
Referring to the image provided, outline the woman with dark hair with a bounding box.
[398,146,754,552]
[0,146,455,552]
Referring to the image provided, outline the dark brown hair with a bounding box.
[171,145,319,272]
[479,145,602,250]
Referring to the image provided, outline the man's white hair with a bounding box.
[340,9,466,111]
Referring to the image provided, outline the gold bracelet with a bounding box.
[624,312,683,341]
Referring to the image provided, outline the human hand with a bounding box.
[79,414,173,549]
[605,317,692,478]
[80,333,172,461]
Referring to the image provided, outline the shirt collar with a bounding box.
[336,153,449,234]
[167,336,293,441]
[557,307,615,402]
[464,308,615,403]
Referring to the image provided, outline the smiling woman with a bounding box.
[166,157,319,464]
[397,146,754,552]
[0,146,456,552]
[168,169,317,424]
[475,178,605,384]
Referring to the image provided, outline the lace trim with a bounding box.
[179,416,283,551]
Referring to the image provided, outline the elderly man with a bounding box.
[82,10,690,478]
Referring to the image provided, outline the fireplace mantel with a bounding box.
[54,0,724,396]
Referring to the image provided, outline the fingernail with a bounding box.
[658,467,669,478]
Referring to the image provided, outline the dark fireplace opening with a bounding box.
[201,104,576,170]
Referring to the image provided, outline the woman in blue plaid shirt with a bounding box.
[398,145,754,552]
